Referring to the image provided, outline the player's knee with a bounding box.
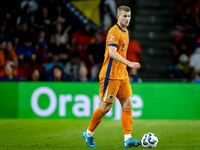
[100,102,112,113]
[123,102,133,110]
[123,105,132,110]
[101,106,112,113]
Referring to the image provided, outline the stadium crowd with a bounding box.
[0,0,143,82]
[170,0,200,82]
[0,0,122,82]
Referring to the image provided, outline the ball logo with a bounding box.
[108,94,114,100]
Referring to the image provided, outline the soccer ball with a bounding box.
[141,133,158,148]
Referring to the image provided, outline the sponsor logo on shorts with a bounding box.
[109,94,114,100]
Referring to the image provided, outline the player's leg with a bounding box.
[87,101,112,136]
[119,96,141,147]
[117,78,141,147]
[82,101,112,147]
[83,78,118,147]
[119,96,133,139]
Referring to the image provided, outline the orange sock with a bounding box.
[88,107,106,132]
[122,109,133,135]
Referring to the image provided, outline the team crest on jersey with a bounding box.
[109,36,114,41]
[109,94,114,100]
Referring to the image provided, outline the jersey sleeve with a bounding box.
[107,30,119,48]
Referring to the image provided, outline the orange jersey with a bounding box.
[99,24,129,79]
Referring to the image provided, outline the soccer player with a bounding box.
[82,5,141,148]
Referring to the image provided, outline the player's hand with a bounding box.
[127,62,141,69]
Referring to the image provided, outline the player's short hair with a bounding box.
[117,5,131,15]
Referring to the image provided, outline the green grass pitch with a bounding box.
[0,119,200,150]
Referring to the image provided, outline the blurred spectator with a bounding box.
[1,12,13,32]
[177,29,196,55]
[71,24,92,49]
[34,6,51,32]
[16,38,36,66]
[52,4,70,25]
[6,41,18,76]
[127,67,142,83]
[171,3,197,57]
[0,39,6,77]
[195,34,200,48]
[195,0,200,28]
[102,4,115,33]
[16,4,33,28]
[173,3,196,35]
[7,6,19,31]
[104,0,117,17]
[172,28,197,64]
[35,29,48,63]
[48,33,69,64]
[48,66,67,81]
[189,47,200,79]
[28,54,45,79]
[193,69,200,83]
[30,69,40,81]
[16,22,34,44]
[45,54,64,72]
[170,0,200,73]
[127,40,143,62]
[170,54,191,80]
[87,31,105,66]
[53,22,71,46]
[0,64,19,82]
[20,0,38,13]
[127,32,145,70]
[11,33,20,50]
[64,51,86,81]
[75,66,93,82]
[71,24,93,62]
[127,40,139,61]
[87,31,105,80]
[91,63,102,81]
[0,21,11,40]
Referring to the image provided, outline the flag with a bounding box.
[70,0,101,26]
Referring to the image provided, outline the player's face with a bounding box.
[118,10,131,27]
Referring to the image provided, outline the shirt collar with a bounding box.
[116,23,126,33]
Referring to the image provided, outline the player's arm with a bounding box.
[109,46,141,69]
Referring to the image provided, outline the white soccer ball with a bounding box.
[141,133,158,148]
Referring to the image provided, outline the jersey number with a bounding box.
[122,44,125,51]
